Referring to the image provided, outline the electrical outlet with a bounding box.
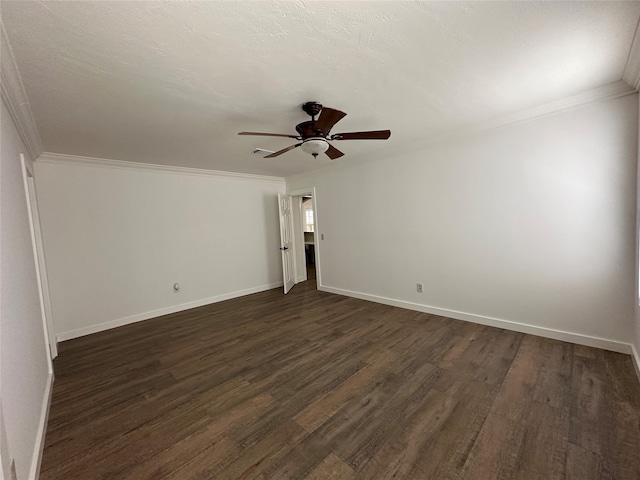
[10,459,17,480]
[173,282,180,293]
[416,283,423,293]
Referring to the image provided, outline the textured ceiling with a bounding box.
[2,1,640,177]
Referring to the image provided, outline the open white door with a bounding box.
[21,155,57,361]
[278,193,296,294]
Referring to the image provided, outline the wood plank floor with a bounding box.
[41,280,640,479]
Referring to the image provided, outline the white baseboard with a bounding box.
[29,371,53,480]
[319,285,633,355]
[57,282,283,342]
[632,343,640,384]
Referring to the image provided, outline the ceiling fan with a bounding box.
[238,102,390,160]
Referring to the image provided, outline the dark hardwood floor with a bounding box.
[41,279,640,479]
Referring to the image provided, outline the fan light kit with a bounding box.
[300,138,329,158]
[238,101,390,160]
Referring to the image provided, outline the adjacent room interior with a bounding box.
[1,2,640,479]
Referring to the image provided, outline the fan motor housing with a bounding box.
[295,120,323,139]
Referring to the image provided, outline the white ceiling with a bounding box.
[2,1,640,177]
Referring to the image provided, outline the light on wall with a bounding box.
[300,138,329,158]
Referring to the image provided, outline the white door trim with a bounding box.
[20,154,57,361]
[291,195,306,284]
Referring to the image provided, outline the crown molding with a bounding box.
[286,80,637,183]
[623,16,640,90]
[476,81,635,133]
[36,152,285,184]
[0,23,43,160]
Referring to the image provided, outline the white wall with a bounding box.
[0,98,51,478]
[34,158,285,340]
[288,94,638,351]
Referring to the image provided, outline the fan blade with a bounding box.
[331,130,391,140]
[325,144,344,160]
[238,132,299,139]
[313,107,347,136]
[264,143,302,158]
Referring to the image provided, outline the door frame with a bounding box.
[20,154,57,361]
[287,187,321,289]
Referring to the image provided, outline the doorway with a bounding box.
[287,188,321,289]
[300,195,316,282]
